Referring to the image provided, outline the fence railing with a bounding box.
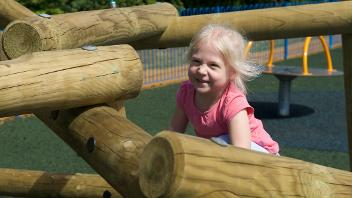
[140,34,342,90]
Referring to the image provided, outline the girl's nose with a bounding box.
[197,64,207,75]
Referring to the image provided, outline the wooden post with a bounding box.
[130,1,352,49]
[2,3,178,59]
[139,131,352,197]
[0,168,121,197]
[36,105,152,198]
[0,44,142,117]
[343,34,352,171]
[0,0,37,29]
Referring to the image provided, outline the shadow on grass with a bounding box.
[250,101,315,119]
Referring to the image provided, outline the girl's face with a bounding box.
[188,41,234,96]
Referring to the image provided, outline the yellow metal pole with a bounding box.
[318,36,334,73]
[303,36,334,75]
[302,37,312,75]
[266,40,275,67]
[244,41,253,58]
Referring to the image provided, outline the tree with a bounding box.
[16,0,305,14]
[15,0,155,14]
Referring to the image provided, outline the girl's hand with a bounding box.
[228,109,251,149]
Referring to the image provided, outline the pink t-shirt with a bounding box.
[176,80,279,154]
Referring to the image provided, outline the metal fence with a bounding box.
[179,0,338,16]
[139,35,342,90]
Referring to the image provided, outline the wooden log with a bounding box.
[106,100,126,117]
[36,105,152,197]
[0,44,142,117]
[139,131,352,198]
[342,34,352,171]
[0,32,8,61]
[131,1,352,49]
[0,168,121,197]
[0,0,37,29]
[2,3,178,59]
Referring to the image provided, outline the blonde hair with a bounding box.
[186,24,261,94]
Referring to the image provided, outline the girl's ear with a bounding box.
[229,67,236,81]
[230,73,236,81]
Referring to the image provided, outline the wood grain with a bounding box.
[342,34,352,171]
[131,1,352,49]
[139,131,352,198]
[0,44,142,117]
[2,3,178,59]
[0,168,121,197]
[36,105,152,197]
[0,32,8,61]
[0,0,36,29]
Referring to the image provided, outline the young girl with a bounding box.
[169,24,279,155]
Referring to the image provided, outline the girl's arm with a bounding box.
[228,109,251,149]
[169,105,188,133]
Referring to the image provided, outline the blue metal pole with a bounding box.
[284,39,288,60]
[329,35,333,49]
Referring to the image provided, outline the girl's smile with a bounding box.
[195,79,210,83]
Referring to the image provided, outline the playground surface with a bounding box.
[0,47,349,178]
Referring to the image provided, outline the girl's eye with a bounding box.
[210,64,220,69]
[191,59,201,65]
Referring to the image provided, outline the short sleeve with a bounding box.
[223,94,254,124]
[176,81,191,111]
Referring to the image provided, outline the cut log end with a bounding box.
[0,31,8,61]
[3,21,41,59]
[139,135,178,198]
